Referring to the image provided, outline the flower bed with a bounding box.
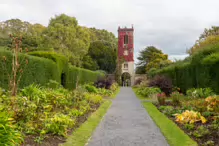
[0,82,119,146]
[154,95,219,146]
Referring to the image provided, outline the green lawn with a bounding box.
[62,100,112,146]
[142,102,197,146]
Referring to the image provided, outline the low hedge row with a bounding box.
[0,50,103,89]
[152,43,219,93]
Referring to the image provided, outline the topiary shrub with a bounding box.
[149,75,172,96]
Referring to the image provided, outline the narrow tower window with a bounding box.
[124,35,128,44]
[124,63,128,69]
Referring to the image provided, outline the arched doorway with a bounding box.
[61,73,66,87]
[121,72,131,86]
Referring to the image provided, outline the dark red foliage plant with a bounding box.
[149,75,172,96]
[134,78,143,85]
[94,76,114,89]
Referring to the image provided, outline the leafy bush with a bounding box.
[0,111,23,145]
[94,76,113,89]
[157,92,166,105]
[84,93,103,105]
[83,83,115,97]
[174,110,207,124]
[158,106,175,116]
[110,82,119,92]
[193,126,210,138]
[84,84,98,93]
[170,91,183,106]
[45,113,75,136]
[205,96,219,112]
[134,78,143,85]
[182,99,207,113]
[136,87,161,98]
[149,75,172,96]
[186,88,215,99]
[184,123,195,130]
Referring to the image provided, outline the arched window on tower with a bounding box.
[124,35,128,44]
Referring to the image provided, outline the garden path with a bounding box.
[87,87,169,146]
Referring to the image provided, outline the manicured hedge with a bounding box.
[0,50,103,90]
[28,51,68,83]
[0,50,58,89]
[152,43,219,93]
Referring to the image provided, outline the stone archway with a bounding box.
[121,72,131,86]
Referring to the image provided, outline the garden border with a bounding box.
[142,102,198,146]
[61,100,112,146]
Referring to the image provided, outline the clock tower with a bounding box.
[118,26,135,86]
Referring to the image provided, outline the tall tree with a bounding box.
[46,14,90,66]
[0,19,46,50]
[188,26,219,55]
[83,41,117,73]
[136,46,171,73]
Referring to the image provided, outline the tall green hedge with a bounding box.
[153,43,219,93]
[0,50,103,90]
[0,50,59,89]
[28,51,68,83]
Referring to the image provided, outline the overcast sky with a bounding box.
[1,0,219,62]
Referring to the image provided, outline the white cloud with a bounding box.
[1,0,219,63]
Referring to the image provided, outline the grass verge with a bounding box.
[61,100,112,146]
[142,102,198,146]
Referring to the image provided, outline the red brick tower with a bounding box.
[118,26,134,86]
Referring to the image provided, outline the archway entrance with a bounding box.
[121,72,131,86]
[61,73,66,87]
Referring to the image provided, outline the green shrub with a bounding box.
[184,123,195,130]
[45,113,75,137]
[84,93,103,105]
[170,91,183,106]
[84,84,98,93]
[186,88,215,98]
[159,106,175,116]
[193,126,210,138]
[0,111,23,145]
[136,87,161,98]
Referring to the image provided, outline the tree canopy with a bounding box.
[0,14,117,73]
[188,26,219,55]
[136,46,171,74]
[83,41,117,73]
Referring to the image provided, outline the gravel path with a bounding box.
[87,87,169,146]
